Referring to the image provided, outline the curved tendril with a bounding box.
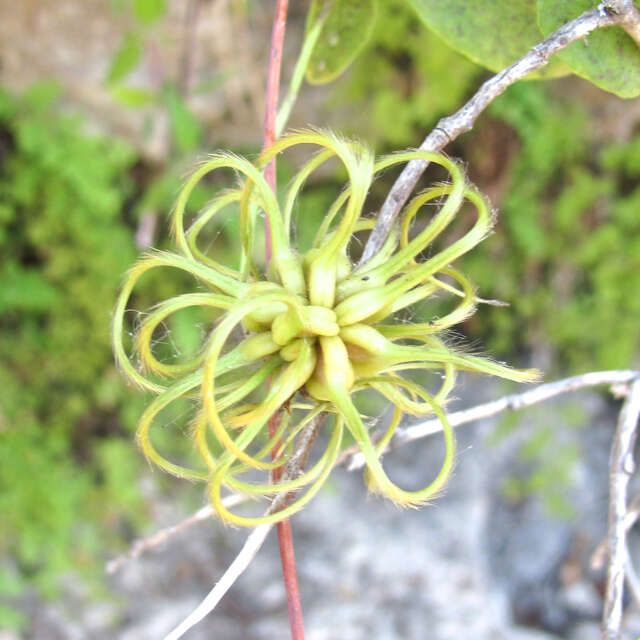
[311,187,351,249]
[353,151,466,279]
[374,406,402,457]
[137,351,284,481]
[359,361,455,410]
[225,406,331,496]
[331,387,454,508]
[192,358,284,470]
[366,185,462,282]
[136,371,208,481]
[208,416,343,527]
[283,149,335,235]
[135,293,232,377]
[333,186,492,326]
[184,189,246,279]
[358,363,456,417]
[225,343,316,429]
[172,152,281,267]
[256,130,375,306]
[382,186,492,301]
[259,130,374,257]
[376,267,477,334]
[112,252,239,393]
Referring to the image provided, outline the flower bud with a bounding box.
[334,288,391,326]
[307,336,354,401]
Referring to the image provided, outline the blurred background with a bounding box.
[1,1,639,639]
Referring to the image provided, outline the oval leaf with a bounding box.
[406,0,569,79]
[537,0,640,98]
[107,32,142,85]
[306,0,378,85]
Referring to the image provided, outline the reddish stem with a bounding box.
[263,0,289,268]
[263,3,305,640]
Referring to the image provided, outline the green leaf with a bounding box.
[537,0,640,98]
[406,0,569,79]
[163,86,202,152]
[106,32,142,85]
[133,0,167,24]
[306,0,378,85]
[111,86,155,107]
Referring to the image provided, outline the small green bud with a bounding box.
[307,335,354,401]
[334,288,390,326]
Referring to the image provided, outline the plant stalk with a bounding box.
[263,0,288,269]
[263,2,305,639]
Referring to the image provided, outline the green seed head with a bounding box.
[112,129,539,526]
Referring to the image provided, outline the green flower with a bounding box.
[112,130,537,526]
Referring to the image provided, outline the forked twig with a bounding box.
[601,378,640,639]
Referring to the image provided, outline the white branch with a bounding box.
[601,378,640,639]
[347,370,640,471]
[163,521,273,640]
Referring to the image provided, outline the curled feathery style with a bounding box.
[112,129,538,526]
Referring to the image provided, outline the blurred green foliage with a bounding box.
[343,0,481,147]
[0,83,147,619]
[0,80,254,625]
[463,82,640,371]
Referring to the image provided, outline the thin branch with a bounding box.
[592,492,640,571]
[601,378,640,640]
[609,0,640,44]
[162,413,323,640]
[347,370,640,471]
[163,522,272,640]
[111,370,640,569]
[358,0,638,266]
[107,497,233,575]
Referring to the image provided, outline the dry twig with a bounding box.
[601,378,640,640]
[347,370,640,472]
